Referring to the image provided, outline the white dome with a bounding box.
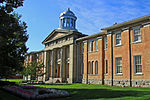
[60,8,76,18]
[58,8,77,31]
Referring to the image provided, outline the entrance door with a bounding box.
[57,64,60,78]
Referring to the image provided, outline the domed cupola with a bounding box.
[58,8,77,31]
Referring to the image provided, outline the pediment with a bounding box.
[42,29,67,44]
[49,32,65,41]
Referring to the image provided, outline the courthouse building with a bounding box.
[24,8,150,87]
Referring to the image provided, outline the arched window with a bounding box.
[91,61,94,74]
[88,62,91,74]
[95,61,98,74]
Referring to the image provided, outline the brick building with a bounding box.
[24,9,150,87]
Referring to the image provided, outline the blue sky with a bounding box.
[15,0,150,52]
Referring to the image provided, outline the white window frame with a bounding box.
[115,31,121,46]
[134,55,142,74]
[105,60,108,74]
[115,57,122,74]
[88,40,91,52]
[95,61,98,74]
[95,39,98,51]
[88,62,91,74]
[81,43,84,54]
[91,61,94,74]
[133,26,141,42]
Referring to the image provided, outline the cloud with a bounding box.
[55,0,150,35]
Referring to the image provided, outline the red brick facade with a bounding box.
[78,16,150,87]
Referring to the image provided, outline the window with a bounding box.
[88,41,91,52]
[91,61,94,74]
[104,36,107,49]
[81,43,84,54]
[134,55,142,74]
[105,60,108,74]
[115,57,122,74]
[95,40,98,51]
[133,26,141,42]
[115,31,121,45]
[95,61,98,74]
[81,63,84,75]
[88,62,91,74]
[91,41,94,52]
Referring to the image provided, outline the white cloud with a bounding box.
[55,0,150,35]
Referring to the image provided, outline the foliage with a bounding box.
[23,62,44,80]
[0,0,28,77]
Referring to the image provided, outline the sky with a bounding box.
[15,0,150,52]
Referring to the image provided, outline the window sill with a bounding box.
[134,73,143,76]
[115,73,123,76]
[95,50,98,52]
[88,74,98,76]
[88,51,98,53]
[132,40,142,44]
[115,44,122,47]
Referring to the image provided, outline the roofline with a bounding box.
[76,32,105,41]
[101,14,150,30]
[42,29,81,44]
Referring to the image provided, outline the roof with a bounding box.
[76,32,105,41]
[42,29,74,44]
[101,14,150,30]
[42,29,85,44]
[60,8,76,18]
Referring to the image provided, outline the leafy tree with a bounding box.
[0,0,28,77]
[23,62,44,80]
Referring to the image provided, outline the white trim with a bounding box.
[133,26,141,42]
[123,29,129,32]
[115,31,121,46]
[143,24,150,27]
[134,55,142,74]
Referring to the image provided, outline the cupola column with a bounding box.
[58,8,77,31]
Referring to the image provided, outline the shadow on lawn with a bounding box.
[44,83,72,85]
[54,88,150,100]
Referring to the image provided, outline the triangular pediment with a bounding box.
[42,29,69,44]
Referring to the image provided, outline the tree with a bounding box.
[0,0,28,77]
[22,62,44,80]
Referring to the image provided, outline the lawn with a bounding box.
[1,79,150,100]
[1,79,23,83]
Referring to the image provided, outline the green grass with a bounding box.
[0,79,23,83]
[32,83,150,100]
[1,79,150,100]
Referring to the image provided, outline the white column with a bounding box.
[60,19,62,28]
[43,51,47,82]
[60,48,63,78]
[65,18,67,28]
[69,18,71,28]
[68,44,75,83]
[51,50,54,78]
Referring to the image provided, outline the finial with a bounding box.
[68,8,70,11]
